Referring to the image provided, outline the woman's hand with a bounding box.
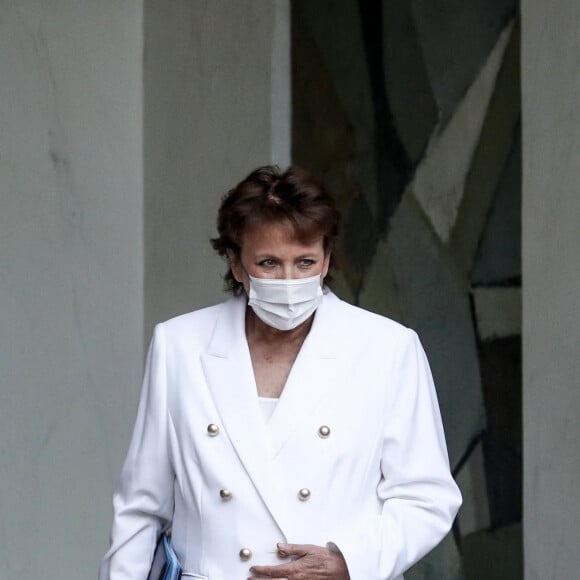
[248,543,350,580]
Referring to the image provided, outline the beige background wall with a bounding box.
[0,2,144,576]
[522,0,580,578]
[144,0,290,333]
[0,1,288,577]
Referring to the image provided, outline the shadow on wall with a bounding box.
[292,1,522,578]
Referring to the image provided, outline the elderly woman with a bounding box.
[100,166,461,580]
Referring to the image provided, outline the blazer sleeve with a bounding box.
[99,324,175,580]
[329,330,462,580]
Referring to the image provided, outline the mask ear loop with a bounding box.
[234,256,252,289]
[241,265,256,292]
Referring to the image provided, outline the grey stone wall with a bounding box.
[522,0,580,578]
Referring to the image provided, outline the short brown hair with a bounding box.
[211,165,340,295]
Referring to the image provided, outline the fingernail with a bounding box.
[277,542,288,549]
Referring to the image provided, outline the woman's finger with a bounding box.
[249,544,348,579]
[276,542,313,558]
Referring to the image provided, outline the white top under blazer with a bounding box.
[100,291,462,580]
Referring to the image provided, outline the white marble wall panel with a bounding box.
[411,0,515,118]
[412,22,513,243]
[388,193,485,468]
[473,287,521,340]
[0,1,144,577]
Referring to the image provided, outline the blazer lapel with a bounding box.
[267,291,341,458]
[200,297,288,533]
[200,292,344,535]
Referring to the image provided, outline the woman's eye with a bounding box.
[299,259,315,268]
[259,259,276,268]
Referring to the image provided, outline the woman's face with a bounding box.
[229,222,330,292]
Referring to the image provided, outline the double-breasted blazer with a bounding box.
[100,290,461,580]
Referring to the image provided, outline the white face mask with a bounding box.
[247,273,323,331]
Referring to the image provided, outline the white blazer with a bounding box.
[100,291,461,580]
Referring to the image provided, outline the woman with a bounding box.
[100,166,461,580]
